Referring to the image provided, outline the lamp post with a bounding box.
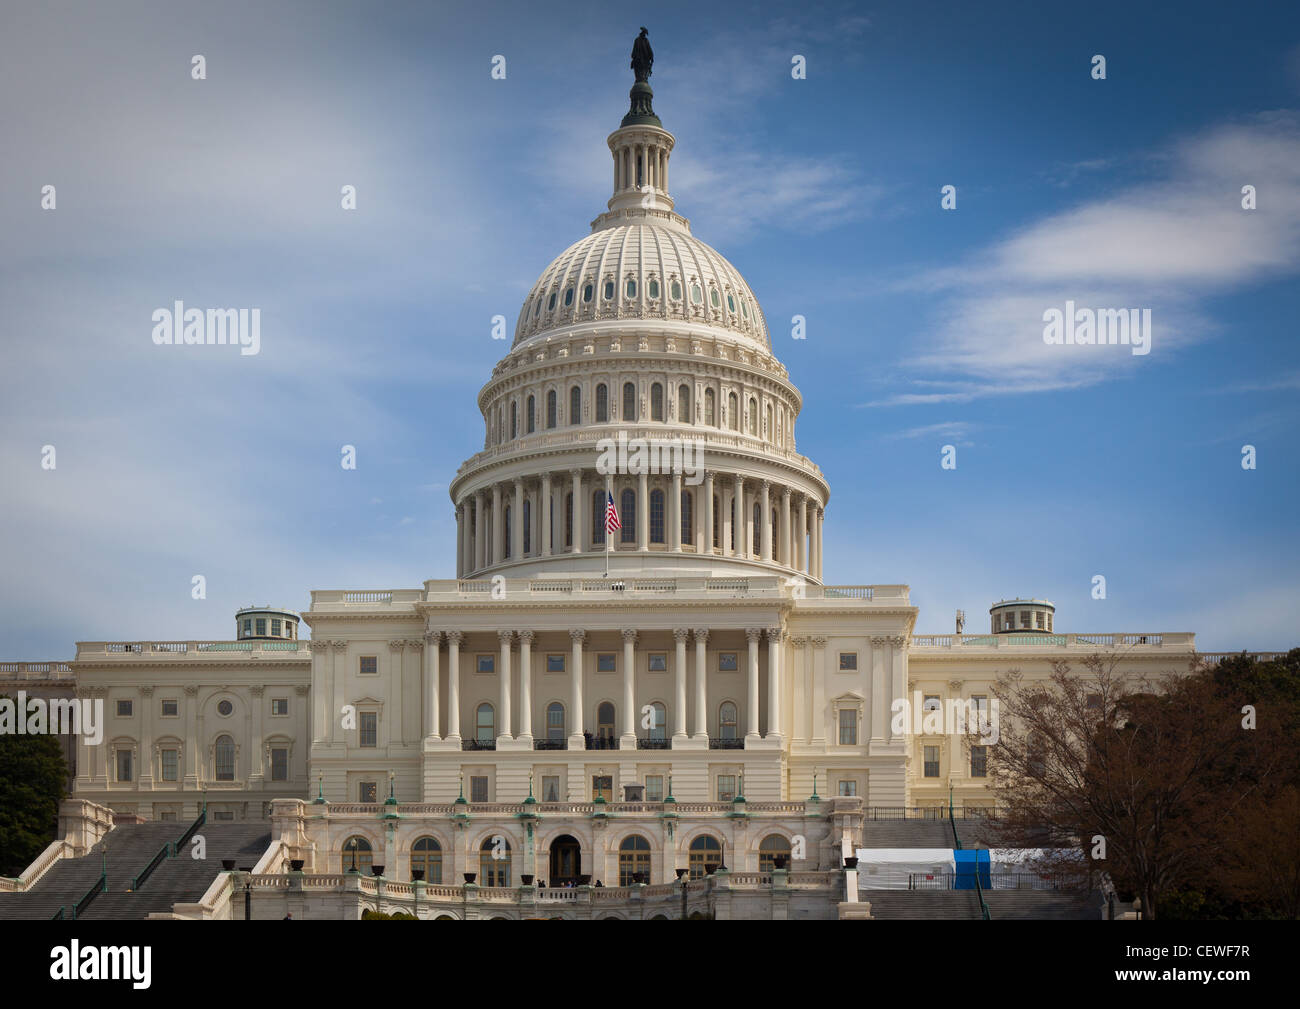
[240,866,254,920]
[676,867,688,920]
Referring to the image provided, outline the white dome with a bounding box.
[513,220,771,350]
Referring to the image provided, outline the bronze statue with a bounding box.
[631,27,653,81]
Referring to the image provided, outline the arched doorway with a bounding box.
[549,833,582,885]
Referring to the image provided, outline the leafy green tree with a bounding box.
[0,697,69,877]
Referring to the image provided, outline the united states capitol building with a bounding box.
[0,38,1228,921]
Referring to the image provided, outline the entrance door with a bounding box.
[549,834,582,884]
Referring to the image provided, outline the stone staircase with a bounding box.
[860,887,1104,920]
[860,818,990,848]
[860,890,982,919]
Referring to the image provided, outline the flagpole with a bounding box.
[604,491,611,578]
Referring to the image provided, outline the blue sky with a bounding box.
[2,0,1298,655]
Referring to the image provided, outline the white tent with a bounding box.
[854,848,955,890]
[987,848,1084,889]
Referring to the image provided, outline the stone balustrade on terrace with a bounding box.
[73,641,310,660]
[908,632,1196,650]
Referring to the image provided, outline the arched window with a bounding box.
[604,280,615,300]
[650,382,664,421]
[719,702,738,740]
[411,836,442,883]
[622,382,636,421]
[546,390,557,429]
[597,702,616,744]
[648,278,660,299]
[583,283,593,303]
[728,392,739,431]
[765,403,772,441]
[592,490,606,545]
[546,701,565,742]
[564,492,573,548]
[759,834,792,873]
[570,386,581,425]
[752,502,761,554]
[619,834,652,886]
[522,499,531,555]
[510,401,517,439]
[688,835,723,878]
[771,508,779,559]
[215,734,235,781]
[620,488,636,543]
[648,701,666,741]
[480,836,511,887]
[595,383,608,422]
[342,835,373,874]
[704,388,716,426]
[526,395,535,434]
[503,505,511,558]
[681,490,693,545]
[748,397,757,435]
[712,494,720,548]
[649,488,665,544]
[625,277,637,298]
[476,703,495,744]
[678,384,691,422]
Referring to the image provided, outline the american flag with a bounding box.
[604,491,621,534]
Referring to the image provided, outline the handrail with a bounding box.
[72,869,107,920]
[175,803,206,853]
[949,789,990,920]
[51,905,65,920]
[132,844,171,891]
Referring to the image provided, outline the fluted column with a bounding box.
[498,630,513,741]
[569,629,586,746]
[139,685,155,787]
[721,485,733,557]
[637,471,649,549]
[541,473,552,557]
[693,628,709,740]
[518,630,534,742]
[491,484,503,565]
[513,480,524,559]
[570,470,583,553]
[733,475,745,558]
[703,471,714,555]
[474,492,486,571]
[815,506,824,579]
[621,628,637,747]
[424,630,441,740]
[745,627,762,743]
[766,627,783,740]
[797,495,808,574]
[673,628,689,740]
[760,480,772,561]
[446,631,462,740]
[670,471,682,551]
[780,487,792,567]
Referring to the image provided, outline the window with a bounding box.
[619,834,652,885]
[360,656,377,675]
[116,699,133,717]
[1036,610,1045,629]
[748,397,757,436]
[596,702,616,744]
[971,746,988,778]
[625,278,637,298]
[710,287,720,308]
[764,403,772,440]
[622,382,636,421]
[583,283,593,303]
[477,654,495,674]
[704,388,716,426]
[649,488,665,543]
[565,492,573,547]
[717,774,736,801]
[648,701,666,740]
[671,280,682,300]
[648,278,660,300]
[718,652,738,672]
[839,652,858,671]
[546,702,565,741]
[546,390,557,429]
[509,401,517,439]
[681,490,693,545]
[212,810,234,822]
[159,811,177,822]
[217,699,233,717]
[480,837,511,887]
[411,837,442,883]
[342,836,373,873]
[922,695,941,712]
[604,280,615,300]
[712,495,720,547]
[752,502,760,553]
[759,834,792,873]
[923,745,940,778]
[547,292,557,310]
[647,652,667,672]
[470,775,489,802]
[727,293,736,313]
[596,653,616,673]
[645,775,664,801]
[541,775,561,802]
[592,774,613,801]
[719,701,738,739]
[838,780,858,797]
[271,618,281,636]
[215,735,235,780]
[476,703,495,742]
[160,749,178,782]
[595,383,608,422]
[727,392,738,430]
[1020,610,1031,629]
[592,490,606,545]
[839,708,858,745]
[650,382,664,421]
[255,618,266,636]
[570,385,581,425]
[678,383,691,422]
[242,619,252,635]
[620,488,636,543]
[564,286,574,307]
[271,747,288,781]
[546,654,566,673]
[116,749,133,782]
[688,835,722,878]
[527,395,535,433]
[691,283,702,304]
[271,698,288,716]
[1085,693,1102,711]
[360,712,378,748]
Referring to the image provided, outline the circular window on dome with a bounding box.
[604,281,615,300]
[710,288,720,309]
[583,284,593,303]
[726,294,735,313]
[217,699,234,717]
[564,287,574,307]
[547,292,557,311]
[691,284,702,304]
[626,278,637,298]
[671,280,682,300]
[648,279,660,299]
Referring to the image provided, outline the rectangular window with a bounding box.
[477,654,495,674]
[116,699,133,717]
[645,775,664,801]
[970,746,988,778]
[718,652,738,672]
[212,810,234,822]
[838,708,858,745]
[160,749,178,781]
[717,774,736,801]
[359,781,377,803]
[359,712,377,747]
[592,775,613,802]
[159,811,177,822]
[596,653,616,673]
[242,619,252,635]
[470,776,489,803]
[1086,693,1102,711]
[838,780,857,797]
[541,775,560,802]
[161,699,178,717]
[1035,611,1045,629]
[116,750,133,782]
[359,655,377,675]
[546,654,566,673]
[647,652,667,672]
[271,618,281,636]
[1020,611,1030,629]
[256,618,267,636]
[271,748,289,781]
[924,745,940,778]
[271,698,288,716]
[838,652,858,671]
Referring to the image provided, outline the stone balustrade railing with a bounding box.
[74,641,311,659]
[0,661,74,679]
[909,632,1196,649]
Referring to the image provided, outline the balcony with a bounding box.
[637,737,671,750]
[709,737,744,750]
[462,738,496,751]
[585,735,618,751]
[533,739,567,751]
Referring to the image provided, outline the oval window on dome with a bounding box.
[726,294,735,313]
[690,284,702,304]
[741,300,749,319]
[564,287,574,307]
[604,281,615,300]
[583,284,593,303]
[671,280,682,300]
[547,292,557,311]
[710,288,720,309]
[626,278,637,298]
[648,279,660,299]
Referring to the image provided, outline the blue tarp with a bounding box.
[953,849,990,890]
